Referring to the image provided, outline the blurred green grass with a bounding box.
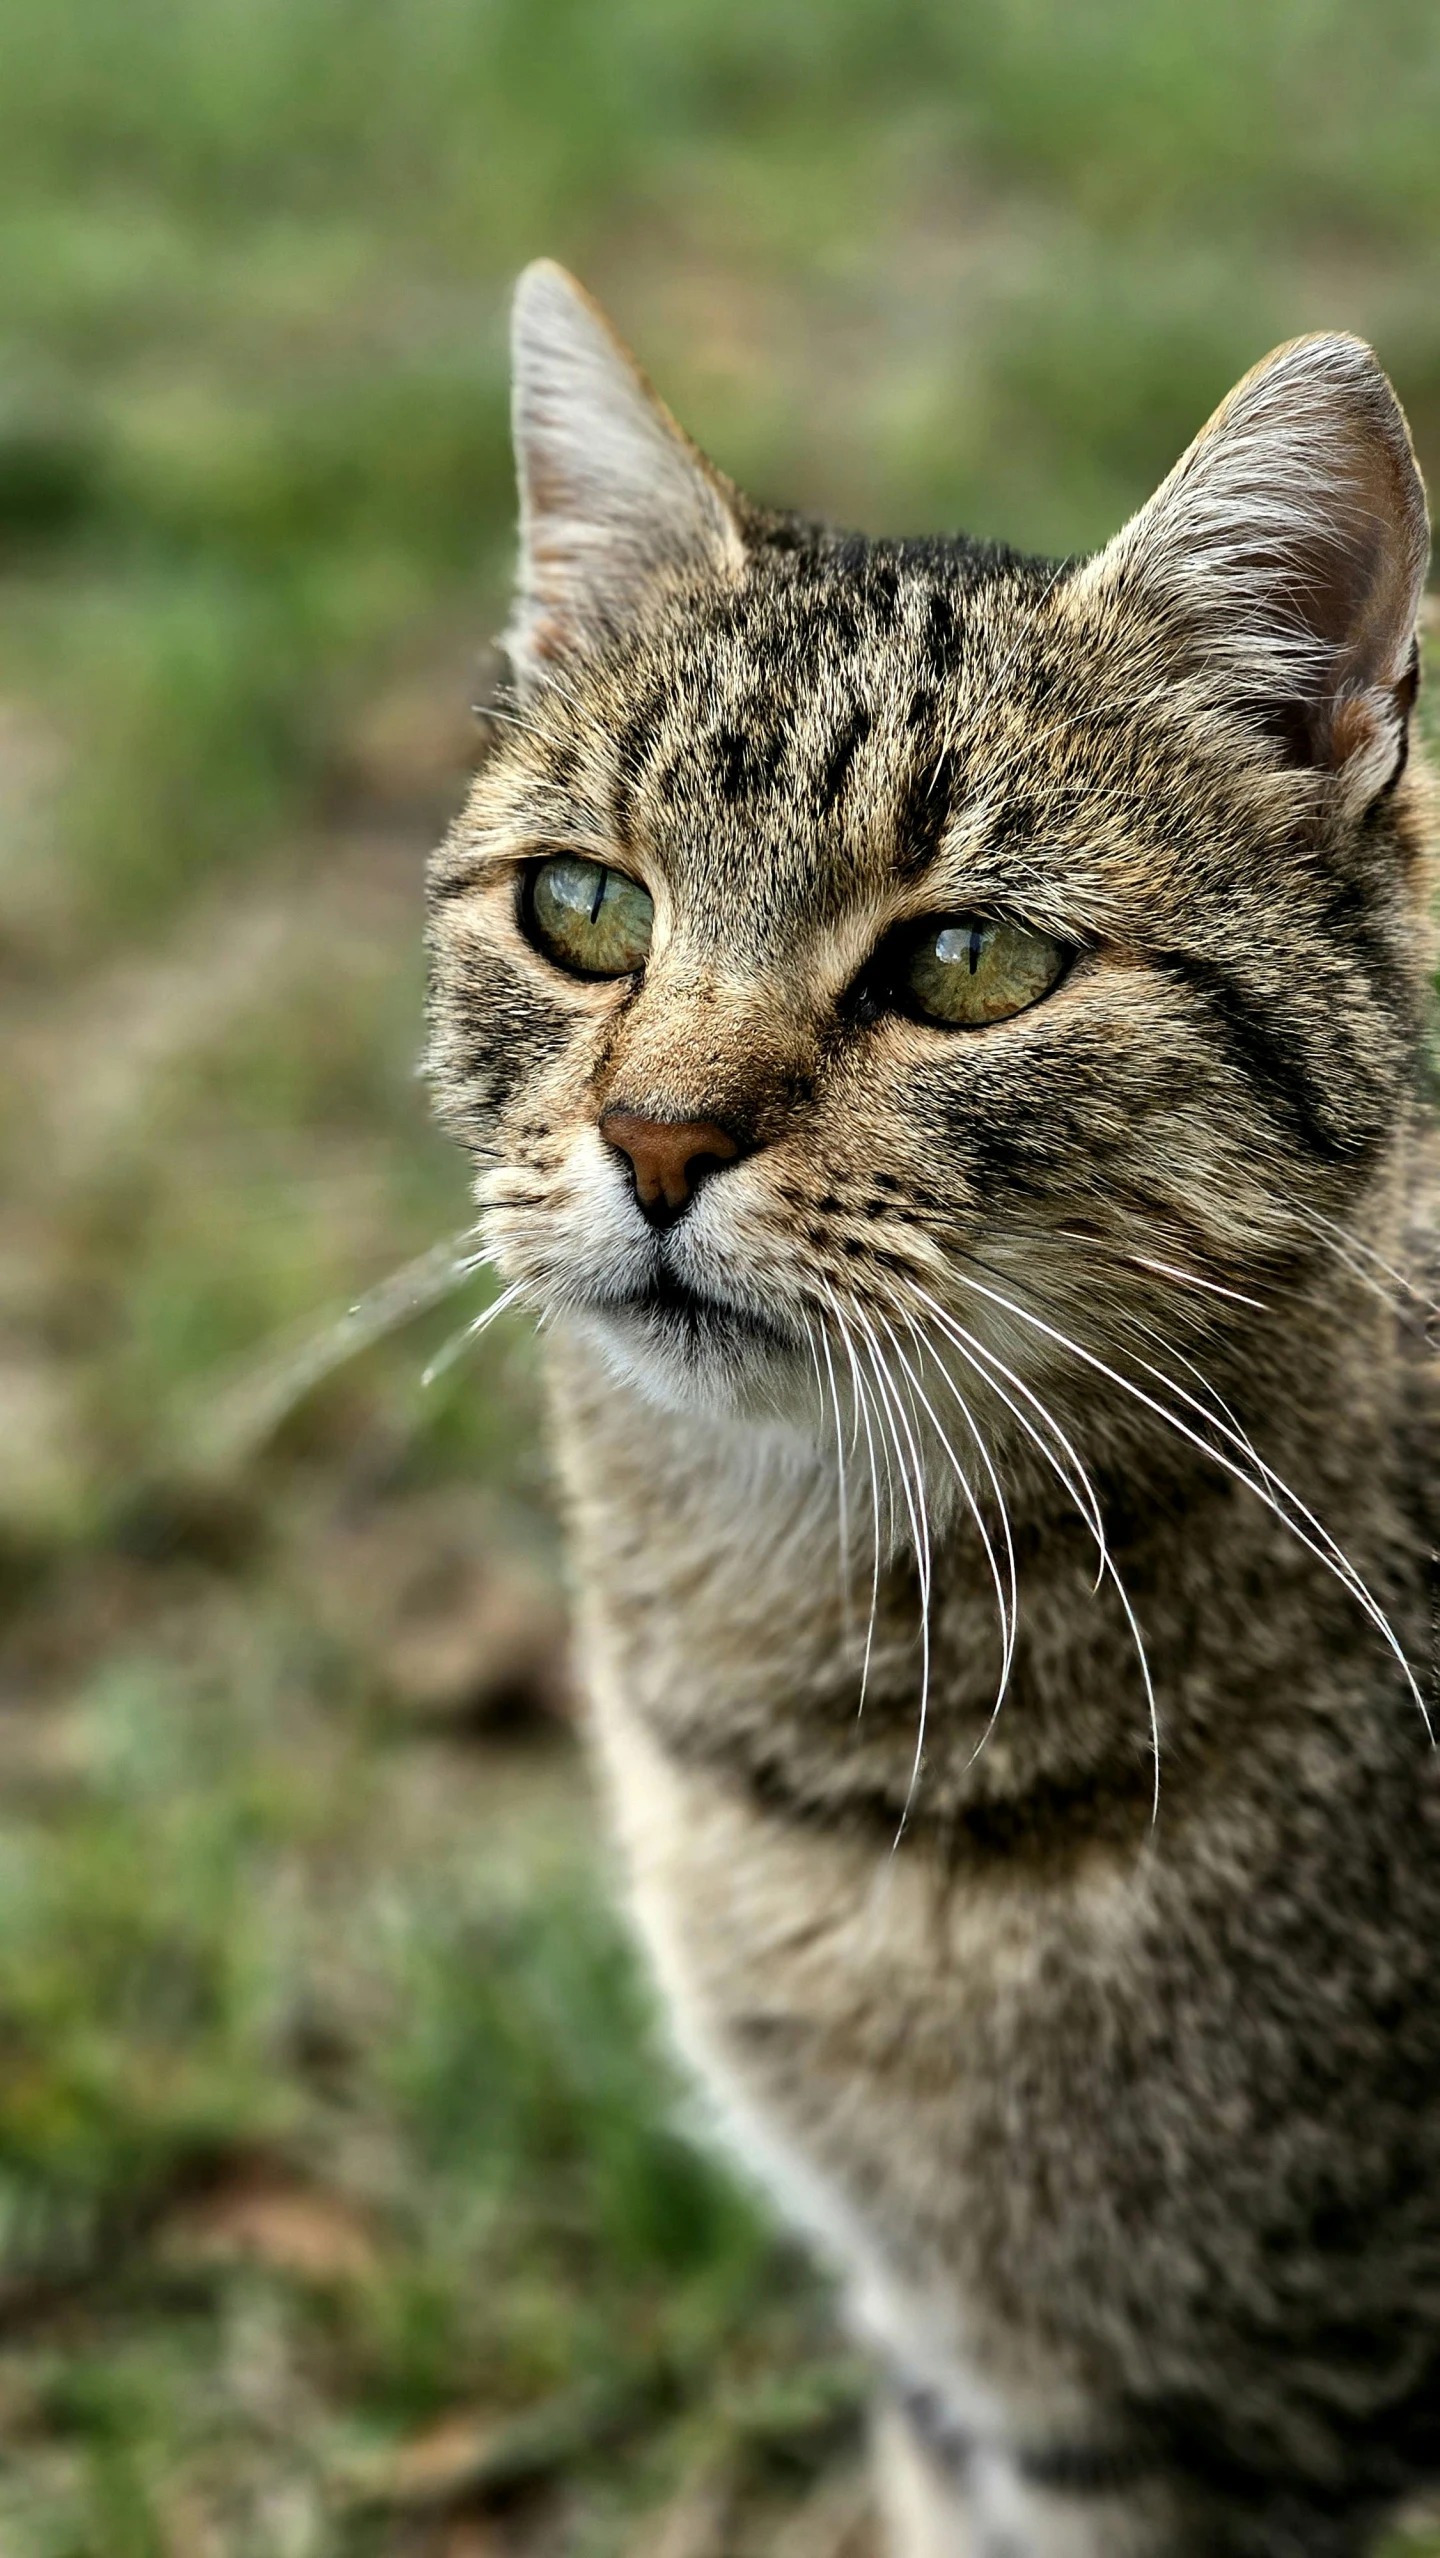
[1,2,1439,2550]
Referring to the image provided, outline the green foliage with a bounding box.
[1,0,1439,2548]
[0,1655,838,2553]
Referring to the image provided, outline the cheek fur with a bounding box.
[426,924,614,1158]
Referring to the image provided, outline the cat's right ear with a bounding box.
[1075,333,1430,808]
[506,261,746,696]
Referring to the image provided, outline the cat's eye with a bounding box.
[523,853,654,978]
[902,915,1066,1027]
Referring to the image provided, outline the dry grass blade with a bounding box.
[342,2374,659,2519]
[195,1233,489,1470]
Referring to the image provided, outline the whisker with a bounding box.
[808,1316,855,1646]
[848,1305,933,1848]
[904,1283,1160,1816]
[1049,1227,1267,1315]
[1120,1323,1424,1722]
[420,1278,529,1387]
[1122,1254,1267,1312]
[1119,1310,1263,1464]
[827,1280,898,1544]
[819,1284,885,1712]
[1292,1201,1436,1322]
[473,702,543,737]
[950,1259,1431,1740]
[905,1280,1109,1582]
[886,1310,1016,1689]
[888,1311,1018,1765]
[1101,1543,1161,1824]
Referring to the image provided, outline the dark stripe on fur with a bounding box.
[645,1694,1160,1859]
[895,744,961,881]
[817,705,872,815]
[892,2372,1158,2496]
[1150,951,1373,1164]
[611,683,668,844]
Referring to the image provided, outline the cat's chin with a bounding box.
[566,1280,810,1421]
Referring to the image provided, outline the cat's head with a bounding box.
[427,262,1431,1439]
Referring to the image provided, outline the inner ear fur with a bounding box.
[1076,333,1431,802]
[506,260,746,696]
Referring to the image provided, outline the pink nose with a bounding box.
[600,1111,742,1227]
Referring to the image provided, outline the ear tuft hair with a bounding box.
[506,262,745,695]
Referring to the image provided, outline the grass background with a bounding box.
[1,2,1439,2549]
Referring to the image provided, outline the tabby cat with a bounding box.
[426,263,1439,2556]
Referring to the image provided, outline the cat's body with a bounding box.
[562,1222,1438,2557]
[427,265,1439,2554]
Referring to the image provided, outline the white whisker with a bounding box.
[950,1260,1430,1741]
[420,1278,529,1388]
[1122,1253,1267,1312]
[848,1306,933,1848]
[820,1284,886,1713]
[905,1281,1109,1583]
[809,1315,855,1645]
[886,1311,1016,1689]
[1291,1202,1436,1323]
[888,1311,1018,1769]
[905,1283,1160,1817]
[1124,1326,1424,1728]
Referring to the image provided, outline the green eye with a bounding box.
[904,915,1066,1027]
[524,854,654,978]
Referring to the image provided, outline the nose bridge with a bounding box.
[597,967,812,1141]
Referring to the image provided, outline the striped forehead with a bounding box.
[584,562,1025,931]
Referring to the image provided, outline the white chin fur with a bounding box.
[568,1300,812,1425]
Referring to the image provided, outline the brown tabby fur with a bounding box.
[426,265,1440,2554]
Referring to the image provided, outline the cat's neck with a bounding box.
[546,1250,1423,1845]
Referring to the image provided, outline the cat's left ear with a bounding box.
[1076,333,1430,806]
[506,261,746,695]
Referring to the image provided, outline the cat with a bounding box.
[426,261,1439,2557]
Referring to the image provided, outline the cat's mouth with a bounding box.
[596,1262,797,1361]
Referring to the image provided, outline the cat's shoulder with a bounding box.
[1401,1106,1438,1293]
[1394,1110,1438,1552]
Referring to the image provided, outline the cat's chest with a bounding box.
[587,1651,1440,2397]
[587,1674,1165,2352]
[568,1439,1181,1839]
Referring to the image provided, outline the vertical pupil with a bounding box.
[967,924,983,975]
[588,867,607,925]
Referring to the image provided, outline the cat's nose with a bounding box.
[600,1111,743,1229]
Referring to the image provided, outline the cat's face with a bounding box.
[427,268,1430,1444]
